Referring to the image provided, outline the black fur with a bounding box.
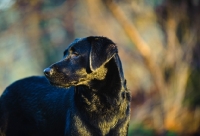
[0,36,130,136]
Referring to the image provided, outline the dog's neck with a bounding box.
[74,55,129,134]
[89,54,126,95]
[75,54,127,106]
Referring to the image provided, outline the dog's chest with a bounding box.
[72,115,92,136]
[70,113,118,136]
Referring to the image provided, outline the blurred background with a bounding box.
[0,0,200,135]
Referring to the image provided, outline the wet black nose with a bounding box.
[44,68,54,77]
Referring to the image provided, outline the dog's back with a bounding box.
[0,76,73,136]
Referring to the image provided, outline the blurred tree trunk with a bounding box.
[16,0,44,68]
[105,0,166,134]
[105,0,200,135]
[156,0,200,135]
[63,0,75,42]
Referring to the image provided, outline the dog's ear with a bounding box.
[88,37,118,71]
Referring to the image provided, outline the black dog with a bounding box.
[0,36,130,136]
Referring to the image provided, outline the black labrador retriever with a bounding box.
[0,36,130,136]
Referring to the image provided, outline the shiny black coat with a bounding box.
[0,36,130,136]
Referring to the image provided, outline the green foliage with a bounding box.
[128,123,178,136]
[128,124,155,136]
[185,69,200,107]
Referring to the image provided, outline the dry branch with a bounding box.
[105,1,167,99]
[105,1,168,133]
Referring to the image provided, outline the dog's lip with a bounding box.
[49,81,69,87]
[48,80,74,88]
[45,75,79,88]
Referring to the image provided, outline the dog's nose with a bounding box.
[44,68,54,77]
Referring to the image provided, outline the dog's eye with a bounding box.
[71,52,79,58]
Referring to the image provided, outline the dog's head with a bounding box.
[44,36,120,88]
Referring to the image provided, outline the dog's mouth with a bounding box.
[49,81,71,88]
[44,72,90,88]
[47,79,80,88]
